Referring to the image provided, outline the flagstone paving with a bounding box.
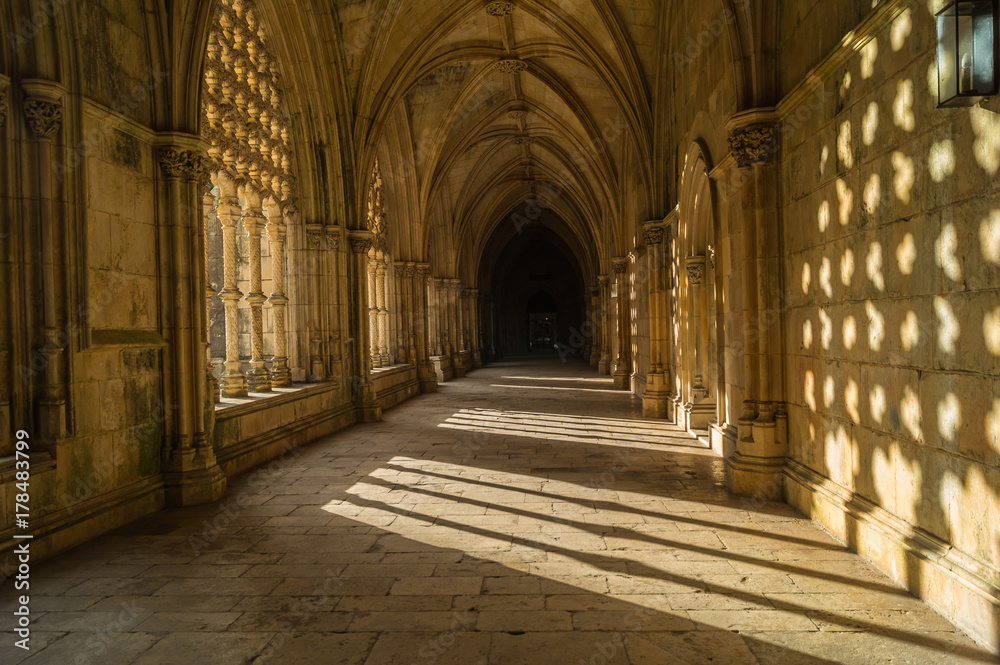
[2,357,995,664]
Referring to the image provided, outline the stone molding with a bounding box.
[349,230,374,255]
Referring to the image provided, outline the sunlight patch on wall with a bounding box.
[893,80,915,132]
[971,107,1000,174]
[935,223,962,282]
[820,309,833,350]
[938,393,962,442]
[981,210,1000,264]
[802,262,812,294]
[896,233,917,275]
[985,306,1000,356]
[863,102,879,145]
[843,315,858,351]
[805,370,817,412]
[841,248,856,286]
[901,311,921,352]
[818,200,831,232]
[892,151,915,203]
[891,9,912,51]
[837,179,854,227]
[873,446,894,507]
[860,39,878,79]
[901,385,923,441]
[866,242,886,291]
[803,318,814,350]
[928,140,955,183]
[824,375,837,409]
[820,257,833,297]
[864,174,882,218]
[846,379,861,423]
[987,399,1000,455]
[870,384,888,424]
[867,302,885,351]
[838,123,854,169]
[820,145,830,176]
[935,296,960,354]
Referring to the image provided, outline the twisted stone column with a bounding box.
[242,192,270,392]
[202,185,221,404]
[376,258,390,366]
[266,203,290,386]
[350,231,380,422]
[216,176,247,397]
[367,253,381,369]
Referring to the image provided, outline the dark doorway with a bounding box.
[526,291,558,350]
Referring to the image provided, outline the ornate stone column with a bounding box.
[611,259,630,390]
[723,113,787,498]
[201,182,221,404]
[215,174,247,397]
[367,252,381,369]
[242,191,270,392]
[265,202,291,387]
[643,223,670,418]
[415,264,437,391]
[350,231,381,422]
[598,275,612,375]
[376,257,390,366]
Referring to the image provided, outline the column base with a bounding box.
[221,370,248,398]
[598,360,611,375]
[642,373,670,418]
[248,367,271,392]
[612,370,630,391]
[726,452,786,500]
[270,361,292,388]
[682,401,716,430]
[419,362,438,393]
[163,451,227,507]
[452,355,466,378]
[472,352,483,369]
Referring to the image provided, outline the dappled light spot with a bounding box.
[891,9,912,51]
[892,151,914,203]
[896,233,917,275]
[985,306,1000,356]
[818,200,831,232]
[838,122,854,169]
[928,140,955,183]
[862,102,879,145]
[824,375,836,409]
[935,297,960,354]
[866,242,886,291]
[805,370,817,412]
[843,315,858,351]
[893,79,915,131]
[971,107,1000,174]
[841,248,856,285]
[901,385,922,441]
[872,447,893,505]
[860,39,878,79]
[987,399,1000,455]
[836,178,854,226]
[938,393,962,442]
[936,222,963,282]
[864,173,881,217]
[802,262,812,294]
[825,426,852,485]
[867,301,885,351]
[901,311,920,352]
[820,257,833,298]
[803,318,814,350]
[820,309,833,350]
[940,469,962,538]
[871,384,888,424]
[980,210,1000,265]
[820,145,830,176]
[846,379,861,423]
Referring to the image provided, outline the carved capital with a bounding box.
[686,257,706,285]
[611,258,628,276]
[495,59,527,75]
[728,124,777,168]
[24,98,62,139]
[158,148,189,179]
[405,263,416,278]
[183,154,214,184]
[349,230,374,255]
[507,109,527,120]
[416,263,432,278]
[707,245,717,270]
[325,226,342,251]
[306,228,323,250]
[0,84,8,128]
[598,274,610,285]
[486,1,514,16]
[643,225,664,246]
[394,264,405,279]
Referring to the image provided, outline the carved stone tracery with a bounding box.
[495,59,527,75]
[728,124,777,168]
[486,2,514,16]
[24,99,62,139]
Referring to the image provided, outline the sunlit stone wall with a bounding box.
[779,0,1000,648]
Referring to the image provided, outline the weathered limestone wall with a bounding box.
[778,1,1000,649]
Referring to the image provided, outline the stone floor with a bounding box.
[2,356,996,664]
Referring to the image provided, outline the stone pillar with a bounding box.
[611,259,630,390]
[306,227,327,382]
[367,253,381,369]
[471,289,483,368]
[394,264,407,363]
[350,231,381,422]
[242,192,270,392]
[684,256,713,429]
[157,144,225,506]
[376,257,390,366]
[589,286,601,367]
[451,280,465,378]
[265,202,291,387]
[643,223,670,418]
[326,227,344,382]
[598,275,612,374]
[724,114,787,498]
[215,175,247,397]
[22,82,68,448]
[202,185,221,404]
[415,264,437,391]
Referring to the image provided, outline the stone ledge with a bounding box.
[215,381,338,421]
[0,451,56,484]
[785,459,1000,653]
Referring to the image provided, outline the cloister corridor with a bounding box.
[1,357,994,665]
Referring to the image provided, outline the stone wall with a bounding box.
[778,1,1000,649]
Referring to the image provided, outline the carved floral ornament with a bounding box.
[495,59,527,75]
[486,2,514,16]
[24,98,62,139]
[350,235,374,255]
[507,109,527,120]
[611,258,628,275]
[0,83,8,128]
[686,257,706,285]
[643,226,664,246]
[728,123,777,168]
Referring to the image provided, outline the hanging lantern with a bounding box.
[936,1,998,107]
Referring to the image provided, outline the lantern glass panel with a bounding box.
[937,1,997,107]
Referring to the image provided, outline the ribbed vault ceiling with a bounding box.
[336,0,660,278]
